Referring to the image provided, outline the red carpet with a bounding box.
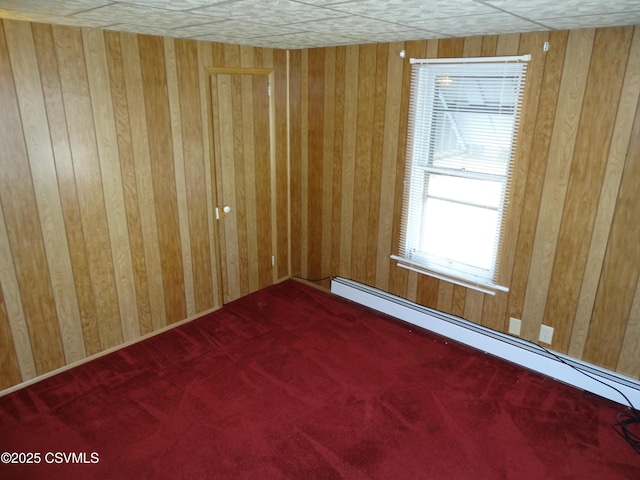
[0,279,638,479]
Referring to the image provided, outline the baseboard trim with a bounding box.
[0,304,222,398]
[331,277,640,409]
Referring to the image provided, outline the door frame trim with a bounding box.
[205,67,278,306]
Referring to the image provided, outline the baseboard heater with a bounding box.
[331,277,640,409]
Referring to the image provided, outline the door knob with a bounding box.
[223,205,231,214]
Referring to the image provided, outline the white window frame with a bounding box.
[392,55,530,295]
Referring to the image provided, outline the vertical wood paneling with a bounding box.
[120,32,167,333]
[584,95,640,369]
[138,34,186,324]
[83,28,140,343]
[619,266,640,377]
[164,37,196,318]
[296,26,640,379]
[350,43,376,283]
[32,23,102,356]
[0,205,35,381]
[463,36,483,56]
[387,40,427,297]
[338,45,359,279]
[365,43,389,286]
[300,50,309,279]
[437,37,464,58]
[478,33,522,332]
[289,49,302,276]
[321,47,336,282]
[176,39,214,312]
[0,284,20,388]
[274,49,290,280]
[374,42,404,291]
[330,46,345,278]
[0,19,290,392]
[481,35,498,56]
[464,290,484,325]
[4,20,85,362]
[507,30,568,322]
[196,41,221,308]
[520,29,594,342]
[241,73,258,291]
[0,21,65,374]
[3,16,640,390]
[104,31,153,336]
[545,27,632,352]
[307,48,324,279]
[252,74,274,289]
[570,28,640,357]
[54,25,123,350]
[417,275,439,309]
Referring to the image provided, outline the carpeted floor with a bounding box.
[0,279,638,479]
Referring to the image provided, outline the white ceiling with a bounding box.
[0,0,639,49]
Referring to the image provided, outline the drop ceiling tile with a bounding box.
[0,0,111,16]
[104,23,177,37]
[189,33,255,44]
[485,0,640,20]
[540,12,640,30]
[125,0,234,11]
[407,12,548,37]
[0,9,114,28]
[72,3,225,29]
[194,0,346,25]
[300,0,496,22]
[172,20,301,38]
[248,31,360,48]
[347,29,443,43]
[298,15,420,34]
[0,0,637,50]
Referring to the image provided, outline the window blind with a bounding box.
[395,56,528,294]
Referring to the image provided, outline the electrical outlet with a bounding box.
[508,317,521,336]
[539,324,554,344]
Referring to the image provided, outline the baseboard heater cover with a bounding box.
[331,277,640,409]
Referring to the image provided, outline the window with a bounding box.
[392,56,529,295]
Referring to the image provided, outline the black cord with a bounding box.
[297,274,640,454]
[614,413,640,455]
[523,338,640,454]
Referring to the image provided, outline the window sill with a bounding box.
[390,255,509,296]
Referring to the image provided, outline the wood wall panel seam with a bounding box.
[1,20,66,374]
[0,203,36,381]
[300,49,309,278]
[138,34,186,324]
[53,25,124,351]
[103,31,153,337]
[374,41,404,291]
[4,20,86,363]
[163,37,196,318]
[569,26,640,358]
[506,30,568,324]
[519,28,595,342]
[0,284,21,388]
[120,32,167,332]
[196,41,221,310]
[544,26,633,353]
[83,28,141,343]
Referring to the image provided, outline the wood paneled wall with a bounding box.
[292,25,640,378]
[0,19,289,390]
[1,17,639,391]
